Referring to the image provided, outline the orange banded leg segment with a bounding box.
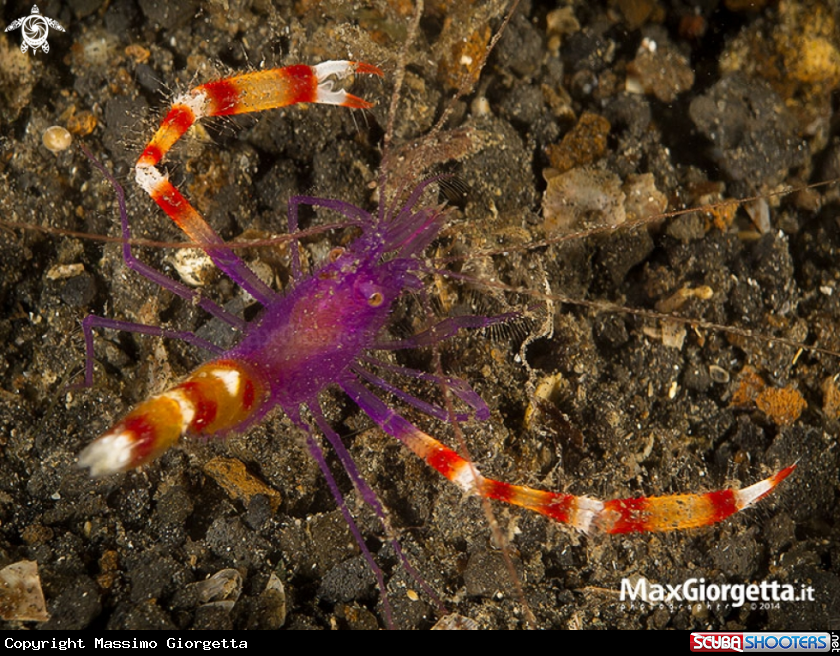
[134,61,382,302]
[598,465,797,533]
[79,359,267,476]
[136,62,383,169]
[342,376,795,534]
[403,419,795,534]
[133,167,277,302]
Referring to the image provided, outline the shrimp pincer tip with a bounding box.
[77,433,135,477]
[772,463,797,484]
[341,94,377,110]
[313,60,380,82]
[352,61,384,77]
[734,464,797,510]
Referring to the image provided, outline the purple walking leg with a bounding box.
[353,364,484,423]
[308,403,444,616]
[372,312,518,350]
[77,314,223,388]
[359,356,489,420]
[288,408,395,628]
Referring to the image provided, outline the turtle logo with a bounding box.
[5,5,65,54]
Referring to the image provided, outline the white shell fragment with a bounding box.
[543,167,626,234]
[0,560,49,622]
[432,613,480,630]
[46,263,84,281]
[167,248,216,286]
[191,568,243,606]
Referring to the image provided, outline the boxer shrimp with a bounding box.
[0,0,838,630]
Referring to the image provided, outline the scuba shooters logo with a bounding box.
[692,634,745,653]
[690,633,834,653]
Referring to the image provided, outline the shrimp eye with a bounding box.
[368,291,384,307]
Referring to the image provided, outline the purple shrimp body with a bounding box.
[231,238,417,410]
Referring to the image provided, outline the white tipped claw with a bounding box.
[77,433,135,477]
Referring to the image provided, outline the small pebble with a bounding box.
[42,126,72,153]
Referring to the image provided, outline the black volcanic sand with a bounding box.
[0,0,837,629]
